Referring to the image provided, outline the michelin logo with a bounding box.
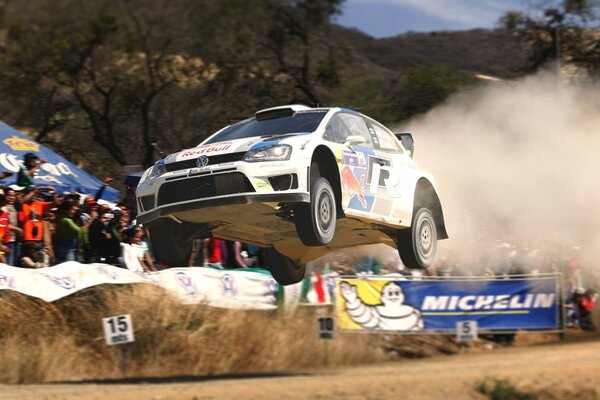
[340,281,423,331]
[421,294,555,311]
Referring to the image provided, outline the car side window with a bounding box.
[369,121,403,153]
[324,113,372,146]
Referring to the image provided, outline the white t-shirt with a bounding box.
[121,243,144,273]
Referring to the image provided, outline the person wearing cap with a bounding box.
[17,152,46,187]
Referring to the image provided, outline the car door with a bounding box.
[323,112,383,216]
[363,118,416,226]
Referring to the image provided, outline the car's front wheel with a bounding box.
[294,177,336,246]
[147,219,196,267]
[265,247,306,285]
[397,207,437,269]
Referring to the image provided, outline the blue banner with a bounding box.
[337,276,560,332]
[0,121,120,200]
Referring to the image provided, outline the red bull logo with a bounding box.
[341,166,367,208]
[180,142,232,158]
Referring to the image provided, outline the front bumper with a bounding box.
[136,159,310,225]
[137,192,309,225]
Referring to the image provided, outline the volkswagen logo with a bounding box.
[196,155,209,167]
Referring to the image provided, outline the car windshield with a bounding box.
[204,111,327,144]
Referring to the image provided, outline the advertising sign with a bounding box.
[337,275,560,332]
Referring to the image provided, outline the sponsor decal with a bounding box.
[179,142,233,159]
[342,150,366,167]
[175,272,198,296]
[421,294,555,313]
[41,274,76,290]
[340,281,423,331]
[341,166,367,209]
[3,136,40,152]
[221,274,236,297]
[265,278,278,295]
[368,162,402,198]
[95,265,118,280]
[338,277,561,331]
[0,274,16,289]
[0,153,74,181]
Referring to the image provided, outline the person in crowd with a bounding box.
[42,210,56,265]
[573,288,598,332]
[3,187,23,265]
[189,238,208,267]
[221,240,248,269]
[88,208,120,264]
[119,227,152,273]
[20,186,56,255]
[54,200,95,262]
[206,237,222,266]
[132,225,157,272]
[0,189,10,264]
[18,241,46,268]
[17,152,45,187]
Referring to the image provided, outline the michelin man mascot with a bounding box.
[340,281,424,331]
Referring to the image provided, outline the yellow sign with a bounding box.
[337,279,424,331]
[3,136,40,152]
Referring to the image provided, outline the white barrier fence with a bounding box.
[0,262,295,311]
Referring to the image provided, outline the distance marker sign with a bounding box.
[103,314,135,346]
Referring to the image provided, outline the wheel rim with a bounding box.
[316,189,334,237]
[415,214,435,262]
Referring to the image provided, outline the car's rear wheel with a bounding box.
[294,177,336,246]
[265,247,306,285]
[397,207,437,269]
[148,219,196,267]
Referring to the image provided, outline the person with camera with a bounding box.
[17,153,46,187]
[88,207,121,264]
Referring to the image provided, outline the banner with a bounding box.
[0,263,294,310]
[0,121,120,200]
[337,275,561,332]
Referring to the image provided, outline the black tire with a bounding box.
[397,207,437,269]
[148,219,195,267]
[294,177,336,246]
[265,247,306,285]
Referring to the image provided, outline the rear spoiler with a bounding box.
[395,133,414,158]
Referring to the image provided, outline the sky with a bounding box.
[336,0,531,38]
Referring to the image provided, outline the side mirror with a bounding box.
[395,133,414,158]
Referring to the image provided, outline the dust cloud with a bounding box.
[403,73,600,270]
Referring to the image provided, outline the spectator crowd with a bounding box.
[0,152,264,275]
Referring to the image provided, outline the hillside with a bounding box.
[333,26,530,78]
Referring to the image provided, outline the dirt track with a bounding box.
[1,333,599,400]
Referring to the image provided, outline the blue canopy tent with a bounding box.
[0,121,120,200]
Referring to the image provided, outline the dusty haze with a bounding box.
[404,73,600,271]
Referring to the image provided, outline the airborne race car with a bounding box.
[136,105,447,284]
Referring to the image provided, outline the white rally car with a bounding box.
[136,105,447,284]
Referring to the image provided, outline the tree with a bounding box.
[500,0,600,74]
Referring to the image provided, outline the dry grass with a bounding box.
[0,285,386,383]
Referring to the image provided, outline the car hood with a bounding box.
[166,133,313,163]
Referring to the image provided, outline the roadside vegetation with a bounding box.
[0,285,385,383]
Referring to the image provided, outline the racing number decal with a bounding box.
[369,163,401,198]
[367,156,401,198]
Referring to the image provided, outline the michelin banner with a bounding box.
[0,262,303,311]
[337,276,560,332]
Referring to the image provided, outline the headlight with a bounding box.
[141,161,166,183]
[243,144,292,162]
